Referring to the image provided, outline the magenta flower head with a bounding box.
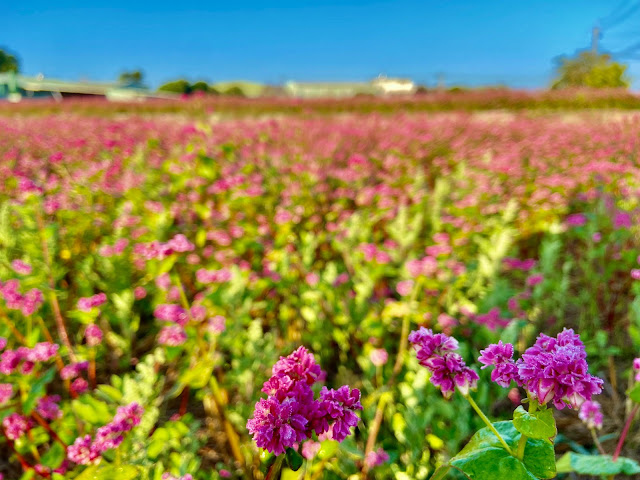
[246,396,309,455]
[481,329,603,409]
[579,400,603,429]
[634,358,640,381]
[478,341,520,387]
[0,384,13,405]
[409,327,478,398]
[272,346,325,385]
[370,348,389,367]
[317,386,362,442]
[84,324,103,347]
[67,435,100,465]
[247,346,361,455]
[11,260,32,275]
[365,447,390,469]
[3,413,32,440]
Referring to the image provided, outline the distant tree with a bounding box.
[118,70,145,86]
[552,51,629,89]
[0,48,19,73]
[223,86,245,97]
[157,79,191,94]
[191,81,211,93]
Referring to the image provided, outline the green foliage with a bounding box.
[552,51,629,89]
[0,47,19,73]
[557,452,640,476]
[512,406,556,440]
[158,79,191,94]
[433,421,556,480]
[118,70,145,86]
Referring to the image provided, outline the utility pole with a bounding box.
[591,25,600,54]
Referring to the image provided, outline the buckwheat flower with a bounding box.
[579,400,603,429]
[190,305,207,322]
[428,353,479,398]
[94,423,125,451]
[370,348,388,367]
[113,402,144,430]
[3,413,32,440]
[0,338,6,351]
[154,304,188,326]
[302,440,321,459]
[396,280,414,297]
[592,232,602,242]
[365,447,390,469]
[632,269,640,281]
[219,470,231,478]
[11,260,32,275]
[526,274,544,287]
[77,293,107,312]
[37,395,62,420]
[0,384,13,405]
[566,213,587,227]
[134,286,147,299]
[634,358,640,381]
[408,327,459,364]
[21,289,44,316]
[67,435,100,464]
[158,325,187,346]
[71,378,89,395]
[305,272,320,287]
[155,273,171,290]
[317,386,363,442]
[272,346,325,385]
[208,315,226,334]
[85,324,103,346]
[0,350,22,374]
[61,361,89,380]
[614,212,632,229]
[27,342,59,362]
[246,396,309,455]
[516,329,603,409]
[478,341,520,387]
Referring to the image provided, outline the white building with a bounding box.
[371,75,417,95]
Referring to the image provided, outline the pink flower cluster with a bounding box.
[99,238,129,257]
[67,403,144,465]
[133,234,195,260]
[195,268,232,283]
[478,329,603,409]
[0,342,59,375]
[409,327,479,398]
[77,293,107,312]
[0,280,44,316]
[246,347,362,456]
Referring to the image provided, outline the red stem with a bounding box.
[613,404,639,461]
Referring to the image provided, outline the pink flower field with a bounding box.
[2,101,640,479]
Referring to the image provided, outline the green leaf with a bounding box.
[512,406,556,440]
[286,447,304,471]
[76,465,141,480]
[178,359,214,389]
[560,452,640,475]
[22,367,57,414]
[628,383,640,404]
[71,395,112,425]
[433,421,556,480]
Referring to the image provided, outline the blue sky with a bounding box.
[3,1,640,88]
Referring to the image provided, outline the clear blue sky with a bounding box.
[3,0,640,88]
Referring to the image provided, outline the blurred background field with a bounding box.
[6,1,640,479]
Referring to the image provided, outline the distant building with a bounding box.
[284,81,378,99]
[0,72,174,102]
[284,76,416,98]
[371,75,417,95]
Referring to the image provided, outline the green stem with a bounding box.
[464,394,514,456]
[265,455,284,480]
[516,399,537,460]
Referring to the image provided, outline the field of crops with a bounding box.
[3,100,640,479]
